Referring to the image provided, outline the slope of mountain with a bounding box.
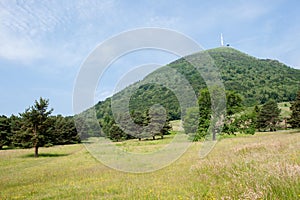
[94,47,300,125]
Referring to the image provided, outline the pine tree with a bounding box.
[0,115,11,149]
[257,100,281,131]
[50,115,81,145]
[18,98,53,157]
[288,90,300,128]
[146,105,168,140]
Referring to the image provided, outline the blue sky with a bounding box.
[1,0,300,116]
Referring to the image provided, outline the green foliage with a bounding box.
[222,120,238,135]
[93,47,300,141]
[16,98,53,156]
[50,115,81,145]
[257,100,281,131]
[208,48,300,105]
[197,88,213,139]
[3,99,81,152]
[234,110,258,135]
[109,124,127,142]
[129,84,181,120]
[106,109,171,141]
[146,105,171,140]
[226,91,244,115]
[0,115,11,149]
[183,107,199,134]
[194,88,243,140]
[288,90,300,128]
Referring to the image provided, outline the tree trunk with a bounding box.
[33,127,38,157]
[34,146,39,157]
[161,134,164,139]
[138,138,141,141]
[212,129,216,141]
[284,118,287,129]
[152,136,155,140]
[0,145,2,150]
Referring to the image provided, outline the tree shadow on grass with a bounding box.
[0,146,15,150]
[22,153,70,158]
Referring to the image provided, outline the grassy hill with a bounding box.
[1,130,299,199]
[93,47,300,138]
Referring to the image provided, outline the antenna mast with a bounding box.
[221,33,224,46]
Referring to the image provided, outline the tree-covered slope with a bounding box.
[166,47,300,105]
[93,47,300,138]
[207,47,300,104]
[97,48,299,115]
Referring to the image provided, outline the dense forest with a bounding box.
[90,47,300,141]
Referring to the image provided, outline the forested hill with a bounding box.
[94,47,300,123]
[168,47,300,105]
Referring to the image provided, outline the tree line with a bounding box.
[98,106,171,142]
[184,89,300,141]
[92,88,300,142]
[0,98,80,156]
[1,89,299,154]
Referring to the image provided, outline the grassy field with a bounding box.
[1,130,300,199]
[278,102,292,118]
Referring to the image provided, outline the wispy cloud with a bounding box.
[0,0,67,63]
[0,0,117,65]
[1,0,300,116]
[0,30,43,63]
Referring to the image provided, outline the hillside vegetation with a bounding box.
[93,47,300,139]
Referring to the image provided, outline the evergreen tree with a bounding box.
[257,100,281,131]
[10,115,24,147]
[288,90,300,128]
[131,110,149,140]
[50,115,81,145]
[109,124,125,142]
[18,98,53,157]
[112,112,135,141]
[0,115,11,149]
[146,106,169,140]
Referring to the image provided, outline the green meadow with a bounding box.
[1,130,300,199]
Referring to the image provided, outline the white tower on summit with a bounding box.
[221,33,224,46]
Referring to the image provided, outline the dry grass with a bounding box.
[0,130,299,199]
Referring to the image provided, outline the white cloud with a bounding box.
[0,30,43,63]
[0,0,65,63]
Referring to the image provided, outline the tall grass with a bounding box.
[0,130,299,199]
